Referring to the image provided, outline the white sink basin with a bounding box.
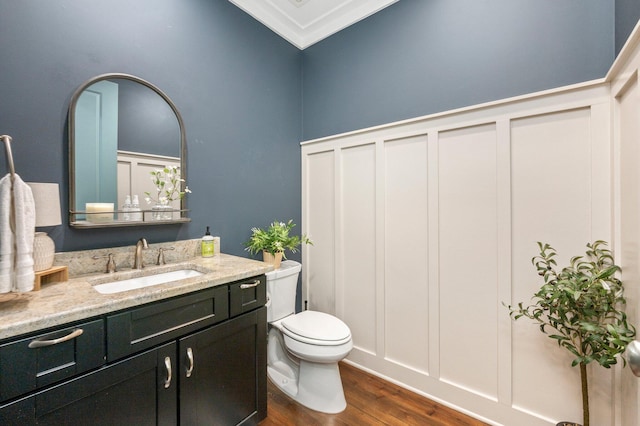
[93,269,204,294]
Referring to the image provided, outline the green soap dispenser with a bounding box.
[201,226,214,257]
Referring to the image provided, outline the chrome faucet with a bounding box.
[133,238,149,269]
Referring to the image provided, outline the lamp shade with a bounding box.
[27,183,62,227]
[27,183,61,272]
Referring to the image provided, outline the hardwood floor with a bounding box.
[259,362,488,426]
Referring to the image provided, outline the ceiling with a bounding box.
[229,0,399,50]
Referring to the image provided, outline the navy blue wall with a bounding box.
[117,79,180,158]
[302,0,615,140]
[0,0,625,259]
[616,0,640,54]
[0,0,302,258]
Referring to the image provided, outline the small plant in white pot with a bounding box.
[244,219,312,269]
[506,241,636,426]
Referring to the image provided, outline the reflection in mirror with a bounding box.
[69,73,188,227]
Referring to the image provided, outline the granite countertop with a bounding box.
[0,253,273,341]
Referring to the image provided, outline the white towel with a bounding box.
[0,175,11,292]
[0,173,35,293]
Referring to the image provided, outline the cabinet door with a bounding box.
[0,342,177,426]
[179,306,266,426]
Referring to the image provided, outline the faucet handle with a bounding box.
[92,253,117,273]
[156,246,175,265]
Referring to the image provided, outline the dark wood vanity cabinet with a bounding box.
[179,307,267,425]
[0,275,267,426]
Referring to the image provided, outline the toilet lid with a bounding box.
[282,311,351,342]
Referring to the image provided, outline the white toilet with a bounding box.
[266,260,353,414]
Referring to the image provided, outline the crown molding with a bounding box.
[229,0,398,49]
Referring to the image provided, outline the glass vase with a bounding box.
[151,200,173,220]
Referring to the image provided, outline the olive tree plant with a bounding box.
[506,241,636,426]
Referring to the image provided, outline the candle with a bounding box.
[86,203,114,223]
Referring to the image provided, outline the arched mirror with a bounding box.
[68,73,189,227]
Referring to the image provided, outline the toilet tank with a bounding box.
[266,260,302,322]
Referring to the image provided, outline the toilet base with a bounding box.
[267,328,347,414]
[268,360,347,414]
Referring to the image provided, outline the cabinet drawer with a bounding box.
[0,319,105,403]
[107,286,228,362]
[229,275,266,317]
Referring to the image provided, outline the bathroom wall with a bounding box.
[0,1,625,259]
[302,19,640,423]
[301,0,615,140]
[0,0,302,258]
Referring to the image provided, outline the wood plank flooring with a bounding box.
[259,362,488,426]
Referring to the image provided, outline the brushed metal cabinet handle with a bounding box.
[164,356,172,389]
[28,329,84,348]
[629,340,640,377]
[186,347,194,378]
[240,279,260,289]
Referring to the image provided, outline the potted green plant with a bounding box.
[244,219,312,268]
[506,241,636,426]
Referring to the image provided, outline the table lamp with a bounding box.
[27,183,62,271]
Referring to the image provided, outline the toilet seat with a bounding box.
[281,311,351,346]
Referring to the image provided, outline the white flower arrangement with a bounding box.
[144,165,191,205]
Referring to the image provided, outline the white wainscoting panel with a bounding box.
[614,70,640,426]
[509,108,613,425]
[340,143,377,355]
[438,124,499,401]
[304,150,336,315]
[301,80,618,425]
[383,135,429,374]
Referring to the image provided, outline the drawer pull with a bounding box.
[186,347,194,378]
[28,329,84,348]
[164,356,172,389]
[240,280,261,289]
